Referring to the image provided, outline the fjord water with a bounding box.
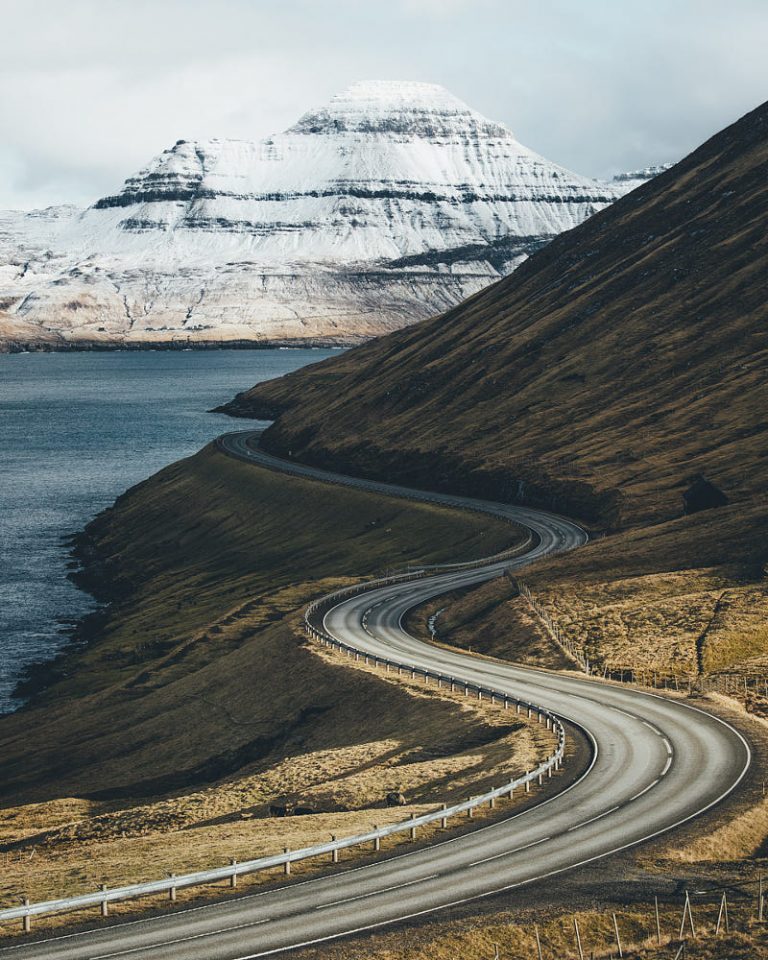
[0,349,335,713]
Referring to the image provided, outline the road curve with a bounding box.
[1,430,750,960]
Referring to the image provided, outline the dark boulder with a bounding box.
[682,476,728,514]
[386,791,406,807]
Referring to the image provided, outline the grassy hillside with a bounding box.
[0,445,558,926]
[409,501,768,708]
[0,444,520,803]
[223,99,768,529]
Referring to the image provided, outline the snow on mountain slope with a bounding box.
[611,163,675,191]
[0,81,652,350]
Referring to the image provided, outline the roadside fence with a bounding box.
[0,567,567,934]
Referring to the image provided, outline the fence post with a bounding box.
[716,892,729,934]
[680,890,696,939]
[655,895,662,944]
[612,912,623,957]
[573,916,584,960]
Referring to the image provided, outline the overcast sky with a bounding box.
[2,0,766,210]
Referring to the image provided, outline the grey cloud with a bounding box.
[1,0,766,208]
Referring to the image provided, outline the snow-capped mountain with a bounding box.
[0,81,657,350]
[611,163,675,190]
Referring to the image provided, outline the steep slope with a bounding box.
[225,99,768,529]
[0,81,640,350]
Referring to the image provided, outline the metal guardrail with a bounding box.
[0,440,570,931]
[0,570,566,932]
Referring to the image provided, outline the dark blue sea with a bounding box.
[0,348,334,713]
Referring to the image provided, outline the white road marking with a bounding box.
[314,874,438,909]
[629,778,660,802]
[567,805,620,832]
[469,836,551,866]
[641,720,662,735]
[90,918,273,960]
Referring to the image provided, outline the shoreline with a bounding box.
[0,337,357,355]
[8,507,136,710]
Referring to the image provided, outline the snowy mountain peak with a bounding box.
[289,79,511,139]
[0,81,667,350]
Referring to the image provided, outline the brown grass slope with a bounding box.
[0,446,518,806]
[224,99,768,529]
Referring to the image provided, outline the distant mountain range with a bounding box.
[225,100,767,530]
[0,81,666,351]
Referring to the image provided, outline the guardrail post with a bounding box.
[331,836,339,863]
[99,884,108,917]
[168,873,177,901]
[410,813,418,840]
[464,684,469,696]
[373,827,381,851]
[450,678,456,692]
[230,859,238,888]
[508,783,515,799]
[504,698,509,710]
[468,800,475,818]
[441,803,448,828]
[525,772,531,793]
[284,848,291,875]
[21,898,30,934]
[516,702,521,714]
[527,705,532,718]
[477,689,482,701]
[489,795,496,809]
[538,771,543,785]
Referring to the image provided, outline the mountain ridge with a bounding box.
[0,81,653,351]
[222,98,768,529]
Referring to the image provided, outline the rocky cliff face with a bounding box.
[0,81,648,349]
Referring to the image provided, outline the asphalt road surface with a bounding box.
[1,431,750,960]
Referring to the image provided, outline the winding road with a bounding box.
[0,430,750,960]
